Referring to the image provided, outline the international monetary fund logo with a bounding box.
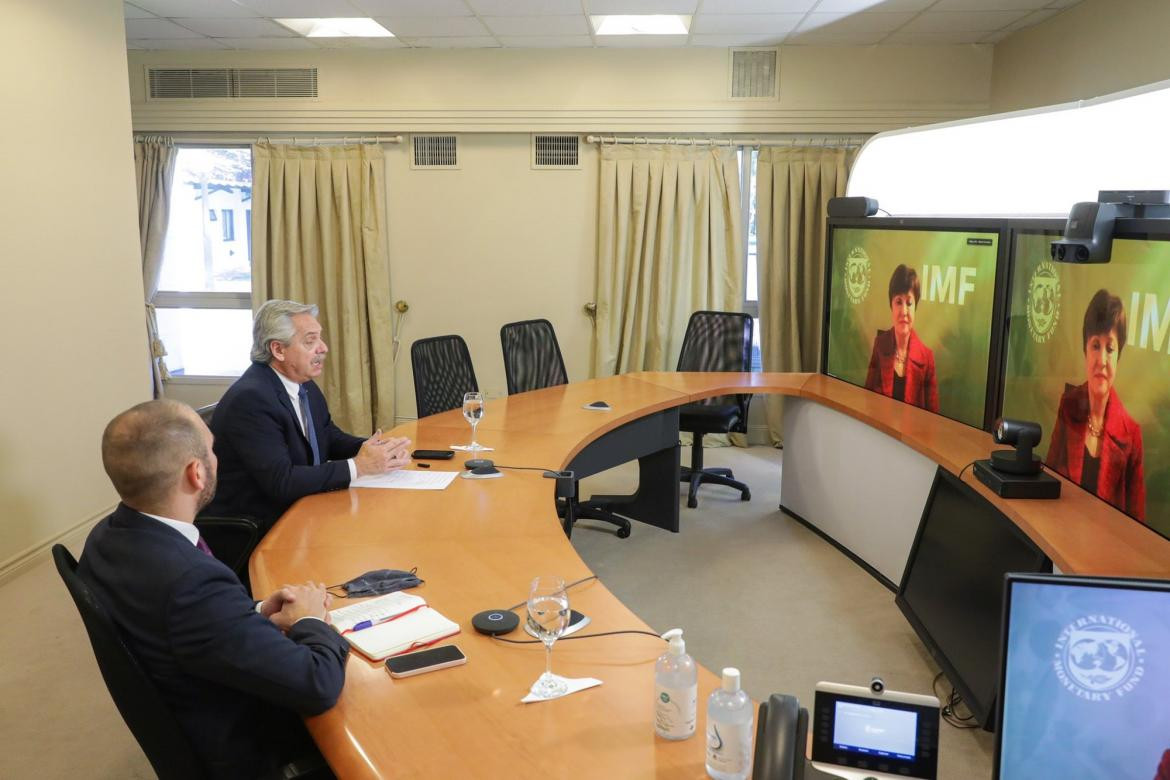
[1053,615,1145,702]
[1026,261,1062,343]
[844,246,871,305]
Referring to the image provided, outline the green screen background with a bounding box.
[1003,232,1170,535]
[825,227,1001,428]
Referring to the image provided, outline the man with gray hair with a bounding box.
[203,299,410,530]
[79,399,349,777]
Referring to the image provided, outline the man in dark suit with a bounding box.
[79,399,350,779]
[204,299,411,530]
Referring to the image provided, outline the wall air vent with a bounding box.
[411,135,459,169]
[146,67,318,99]
[532,134,580,169]
[729,48,778,100]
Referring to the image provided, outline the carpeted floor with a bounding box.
[0,446,993,778]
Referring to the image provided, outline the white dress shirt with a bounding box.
[270,366,357,482]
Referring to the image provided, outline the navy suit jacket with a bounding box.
[204,362,365,529]
[78,504,349,779]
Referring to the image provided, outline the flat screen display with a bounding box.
[1002,228,1170,537]
[996,575,1170,780]
[824,223,1003,428]
[895,468,1051,728]
[833,701,918,760]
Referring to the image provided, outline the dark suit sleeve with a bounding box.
[314,388,364,461]
[167,564,349,716]
[225,387,353,507]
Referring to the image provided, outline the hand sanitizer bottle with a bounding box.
[655,628,697,740]
[705,667,753,780]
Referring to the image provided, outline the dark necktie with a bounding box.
[298,384,322,466]
[195,536,214,557]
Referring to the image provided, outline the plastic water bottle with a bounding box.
[655,628,697,740]
[705,667,753,780]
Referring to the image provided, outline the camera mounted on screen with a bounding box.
[1051,190,1170,264]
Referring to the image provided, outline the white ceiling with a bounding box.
[124,0,1084,51]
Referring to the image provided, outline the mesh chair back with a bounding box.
[676,311,754,433]
[53,545,204,780]
[412,335,480,418]
[500,319,569,395]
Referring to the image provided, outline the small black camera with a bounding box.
[990,418,1042,476]
[870,676,885,695]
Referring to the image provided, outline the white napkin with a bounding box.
[521,675,603,703]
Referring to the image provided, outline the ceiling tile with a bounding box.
[175,18,296,37]
[234,0,366,16]
[219,36,320,49]
[980,29,1013,42]
[495,35,595,47]
[310,35,407,47]
[376,16,489,36]
[126,18,206,38]
[796,11,915,33]
[588,1,698,13]
[595,33,690,46]
[689,33,787,46]
[885,29,993,43]
[700,0,815,11]
[124,3,156,20]
[1045,0,1082,7]
[811,0,933,11]
[932,0,1048,9]
[692,13,802,34]
[405,36,501,47]
[784,29,889,44]
[482,16,588,36]
[1001,7,1059,32]
[127,38,231,49]
[351,0,471,15]
[468,0,582,14]
[900,10,1031,32]
[129,0,260,17]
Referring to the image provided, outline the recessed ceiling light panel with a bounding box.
[591,15,691,36]
[276,18,394,38]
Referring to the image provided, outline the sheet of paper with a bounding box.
[351,470,458,490]
[521,675,603,703]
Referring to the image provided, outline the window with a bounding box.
[155,147,253,378]
[738,148,762,371]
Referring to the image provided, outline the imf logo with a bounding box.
[1053,615,1145,702]
[844,247,871,305]
[1026,261,1062,343]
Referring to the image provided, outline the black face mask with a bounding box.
[331,567,423,598]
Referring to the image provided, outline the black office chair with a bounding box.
[192,401,261,585]
[498,319,630,538]
[411,335,479,419]
[500,319,569,395]
[54,545,332,780]
[53,544,205,780]
[677,311,754,508]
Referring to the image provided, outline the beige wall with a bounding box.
[1,1,147,575]
[991,0,1170,112]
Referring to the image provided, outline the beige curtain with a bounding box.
[756,145,857,444]
[134,137,177,397]
[251,143,394,435]
[593,144,744,378]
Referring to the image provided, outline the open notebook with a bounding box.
[329,591,460,661]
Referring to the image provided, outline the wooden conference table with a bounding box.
[250,372,1170,779]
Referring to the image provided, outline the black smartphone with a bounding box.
[411,449,455,460]
[385,645,467,678]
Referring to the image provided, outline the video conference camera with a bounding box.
[1051,190,1170,264]
[972,418,1060,499]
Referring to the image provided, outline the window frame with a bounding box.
[155,143,253,383]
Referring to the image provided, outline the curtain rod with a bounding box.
[586,135,865,148]
[135,134,404,145]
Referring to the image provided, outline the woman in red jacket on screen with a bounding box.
[1047,288,1145,521]
[864,264,939,413]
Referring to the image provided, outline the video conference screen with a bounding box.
[824,224,1002,428]
[997,575,1170,780]
[1002,229,1170,537]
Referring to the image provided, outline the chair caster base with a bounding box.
[616,525,632,539]
[741,490,751,501]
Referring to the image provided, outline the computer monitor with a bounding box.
[995,573,1170,780]
[895,467,1051,728]
[823,219,1008,430]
